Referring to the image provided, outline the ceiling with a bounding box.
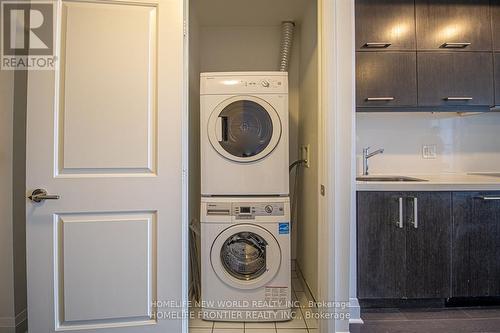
[191,0,313,26]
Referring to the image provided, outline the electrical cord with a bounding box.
[289,159,307,226]
[289,159,307,172]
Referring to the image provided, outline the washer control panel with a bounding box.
[206,202,285,219]
[234,202,285,219]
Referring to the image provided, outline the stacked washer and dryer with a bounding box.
[200,72,292,322]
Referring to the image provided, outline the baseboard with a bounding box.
[15,310,26,327]
[349,297,363,324]
[294,262,317,303]
[15,309,26,333]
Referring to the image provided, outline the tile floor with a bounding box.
[189,270,318,333]
[350,306,500,333]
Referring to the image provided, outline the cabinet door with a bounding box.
[418,52,494,106]
[452,192,500,297]
[355,0,416,51]
[415,0,492,51]
[493,0,500,51]
[357,192,407,299]
[356,52,417,107]
[405,192,452,298]
[495,53,500,105]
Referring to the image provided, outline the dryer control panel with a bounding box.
[200,72,288,95]
[206,202,285,219]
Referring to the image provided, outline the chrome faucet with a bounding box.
[362,147,384,176]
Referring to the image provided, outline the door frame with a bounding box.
[316,0,355,332]
[181,0,356,332]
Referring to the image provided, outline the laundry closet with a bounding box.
[187,0,320,326]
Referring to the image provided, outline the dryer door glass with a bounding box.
[218,100,273,158]
[220,231,268,280]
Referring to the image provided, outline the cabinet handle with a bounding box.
[441,42,471,48]
[364,42,392,48]
[396,197,403,228]
[444,97,473,101]
[409,197,418,229]
[475,196,500,201]
[366,97,395,101]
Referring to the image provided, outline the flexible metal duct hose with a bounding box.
[279,21,295,72]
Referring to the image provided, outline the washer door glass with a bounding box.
[220,231,268,281]
[219,100,273,158]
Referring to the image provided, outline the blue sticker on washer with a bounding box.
[279,222,289,234]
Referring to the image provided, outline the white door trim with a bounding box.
[317,0,355,332]
[182,0,190,332]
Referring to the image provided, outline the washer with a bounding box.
[200,72,289,196]
[201,197,291,322]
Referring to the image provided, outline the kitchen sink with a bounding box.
[356,175,427,182]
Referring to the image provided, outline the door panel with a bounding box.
[355,0,416,51]
[356,52,417,107]
[357,192,407,299]
[405,192,452,298]
[59,2,157,173]
[26,0,185,332]
[417,52,494,106]
[452,192,500,297]
[59,212,155,325]
[415,0,492,51]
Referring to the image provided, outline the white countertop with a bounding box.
[356,173,500,191]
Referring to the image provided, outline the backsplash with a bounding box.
[356,112,500,175]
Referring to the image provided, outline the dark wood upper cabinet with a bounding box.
[415,0,492,51]
[418,52,494,106]
[356,52,417,107]
[405,192,452,299]
[452,192,500,298]
[357,192,407,299]
[493,1,500,51]
[495,53,500,105]
[356,0,416,51]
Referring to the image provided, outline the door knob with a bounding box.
[28,189,60,203]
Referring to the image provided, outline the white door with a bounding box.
[26,0,186,332]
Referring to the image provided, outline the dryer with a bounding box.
[200,197,291,322]
[200,72,289,196]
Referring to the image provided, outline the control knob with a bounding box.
[261,80,270,87]
[264,205,273,214]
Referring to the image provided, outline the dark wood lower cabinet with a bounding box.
[358,191,500,301]
[452,192,500,297]
[405,192,452,298]
[357,191,451,299]
[357,192,407,299]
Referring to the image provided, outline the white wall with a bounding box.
[296,1,319,299]
[12,70,27,329]
[356,112,500,175]
[0,66,15,333]
[189,2,201,228]
[0,66,28,333]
